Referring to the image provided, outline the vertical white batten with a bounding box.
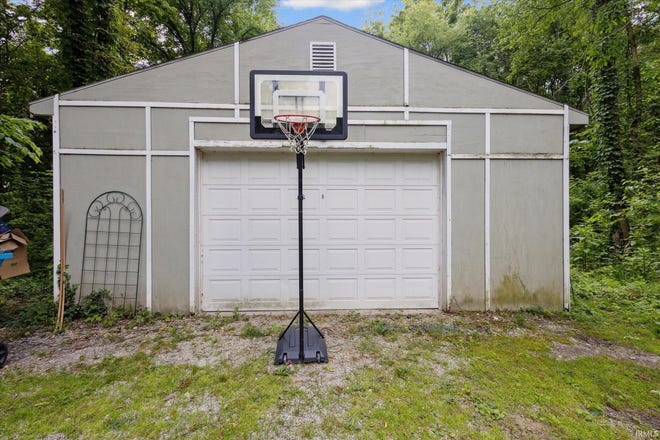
[145,106,152,311]
[234,42,240,119]
[445,121,452,310]
[484,112,491,310]
[189,119,197,313]
[403,48,409,120]
[563,105,571,310]
[52,94,61,301]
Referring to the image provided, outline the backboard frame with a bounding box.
[249,70,348,140]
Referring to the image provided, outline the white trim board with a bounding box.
[145,106,152,311]
[56,99,566,116]
[52,94,61,302]
[59,100,248,110]
[484,112,491,311]
[192,140,447,151]
[190,116,450,126]
[563,104,571,310]
[188,120,197,313]
[452,154,563,160]
[58,149,189,156]
[445,120,452,310]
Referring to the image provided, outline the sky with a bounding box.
[276,0,403,29]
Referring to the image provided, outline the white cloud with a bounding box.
[280,0,385,11]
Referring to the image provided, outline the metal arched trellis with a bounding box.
[80,191,143,310]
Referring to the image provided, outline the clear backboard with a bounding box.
[249,70,348,140]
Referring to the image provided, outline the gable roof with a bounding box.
[30,15,587,124]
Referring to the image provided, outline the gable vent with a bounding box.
[310,42,336,71]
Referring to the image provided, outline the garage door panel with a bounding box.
[247,159,283,184]
[203,188,241,213]
[326,248,359,271]
[287,278,320,301]
[363,218,397,241]
[402,219,436,241]
[247,279,281,302]
[364,189,397,212]
[287,248,321,273]
[365,160,396,183]
[247,249,282,272]
[246,219,281,242]
[204,218,241,243]
[287,188,321,212]
[402,188,437,212]
[247,188,281,213]
[204,278,241,302]
[327,218,358,241]
[402,277,436,299]
[201,152,440,310]
[202,157,241,184]
[205,249,241,272]
[364,248,397,271]
[326,160,359,184]
[327,278,359,300]
[287,218,321,242]
[285,160,322,184]
[365,278,397,300]
[403,159,437,184]
[326,189,359,212]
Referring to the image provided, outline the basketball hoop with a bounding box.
[274,114,320,154]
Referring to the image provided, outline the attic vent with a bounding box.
[310,42,336,71]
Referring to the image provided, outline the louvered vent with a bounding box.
[310,42,336,71]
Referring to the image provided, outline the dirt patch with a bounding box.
[551,335,660,369]
[507,414,555,440]
[605,406,660,434]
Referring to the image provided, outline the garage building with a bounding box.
[30,16,588,313]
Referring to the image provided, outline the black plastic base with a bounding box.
[0,342,7,369]
[275,325,328,364]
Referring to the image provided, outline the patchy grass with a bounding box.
[0,308,658,439]
[570,273,660,354]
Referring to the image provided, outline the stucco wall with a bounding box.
[60,155,147,307]
[451,160,485,310]
[490,160,563,309]
[60,107,145,149]
[151,157,190,313]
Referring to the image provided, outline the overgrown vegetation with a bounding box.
[570,272,660,354]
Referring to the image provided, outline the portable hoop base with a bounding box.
[275,312,328,364]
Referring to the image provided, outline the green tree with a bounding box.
[0,115,43,170]
[132,0,278,63]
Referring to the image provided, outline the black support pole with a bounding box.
[296,151,305,363]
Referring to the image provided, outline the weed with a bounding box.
[240,323,266,338]
[365,319,396,336]
[410,323,460,337]
[513,313,527,328]
[74,289,111,322]
[273,365,293,376]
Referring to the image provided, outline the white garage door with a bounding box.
[200,151,440,311]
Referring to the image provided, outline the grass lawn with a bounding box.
[1,288,658,439]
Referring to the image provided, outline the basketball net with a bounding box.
[274,114,320,154]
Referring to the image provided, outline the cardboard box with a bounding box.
[0,229,30,279]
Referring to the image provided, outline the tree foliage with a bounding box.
[123,0,277,63]
[0,115,44,169]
